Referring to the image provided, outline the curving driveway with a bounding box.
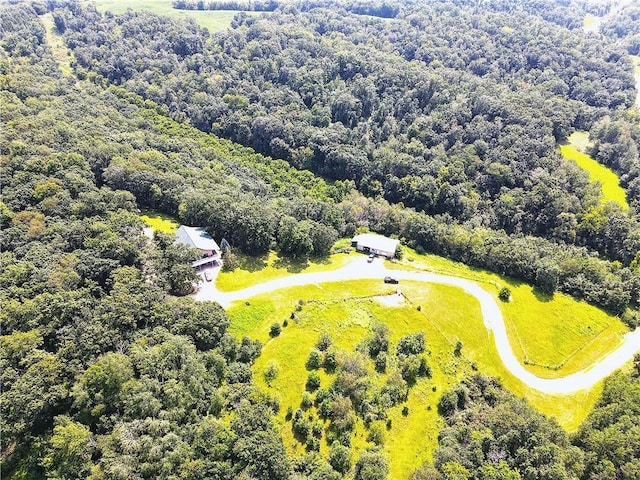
[195,257,640,395]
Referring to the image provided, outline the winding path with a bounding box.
[195,257,640,395]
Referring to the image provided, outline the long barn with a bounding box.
[351,233,399,259]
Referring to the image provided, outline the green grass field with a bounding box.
[391,247,629,379]
[83,0,261,31]
[560,133,628,209]
[230,280,475,479]
[216,251,352,291]
[41,13,74,76]
[139,210,179,233]
[225,247,632,477]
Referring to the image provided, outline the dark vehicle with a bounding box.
[367,253,375,262]
[384,276,399,284]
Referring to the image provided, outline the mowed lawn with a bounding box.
[230,280,478,480]
[560,133,628,209]
[139,210,179,233]
[83,0,261,31]
[216,251,352,291]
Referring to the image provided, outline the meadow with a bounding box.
[560,132,628,209]
[225,247,632,478]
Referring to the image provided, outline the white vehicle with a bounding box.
[204,270,213,282]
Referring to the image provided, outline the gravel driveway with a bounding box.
[194,256,640,395]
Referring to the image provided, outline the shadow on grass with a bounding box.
[273,256,310,273]
[532,287,554,303]
[237,253,269,272]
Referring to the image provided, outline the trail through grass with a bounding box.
[233,280,475,479]
[41,13,74,76]
[225,253,630,477]
[391,247,629,379]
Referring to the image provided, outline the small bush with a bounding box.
[374,352,387,373]
[263,360,280,385]
[367,422,385,446]
[324,349,338,373]
[269,323,282,337]
[306,348,323,370]
[301,392,313,409]
[402,405,409,416]
[306,371,321,391]
[499,287,511,302]
[316,332,333,351]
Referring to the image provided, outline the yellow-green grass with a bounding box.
[231,280,476,479]
[632,55,640,78]
[83,0,262,31]
[560,144,628,209]
[216,250,352,292]
[227,274,615,477]
[41,13,74,76]
[566,131,591,151]
[390,247,629,379]
[139,210,179,233]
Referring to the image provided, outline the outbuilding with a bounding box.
[175,225,221,269]
[351,233,399,259]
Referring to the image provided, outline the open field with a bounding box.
[390,247,629,379]
[83,0,260,31]
[230,280,478,479]
[139,210,179,233]
[224,248,633,477]
[560,133,628,209]
[41,13,74,76]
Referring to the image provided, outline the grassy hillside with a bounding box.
[560,132,628,209]
[225,248,631,478]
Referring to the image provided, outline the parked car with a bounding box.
[204,270,213,282]
[384,276,399,284]
[367,253,375,262]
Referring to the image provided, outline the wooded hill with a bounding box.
[1,1,640,479]
[29,0,640,316]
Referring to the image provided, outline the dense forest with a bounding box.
[1,0,640,479]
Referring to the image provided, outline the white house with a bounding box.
[175,225,221,269]
[351,233,399,259]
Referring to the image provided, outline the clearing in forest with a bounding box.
[139,210,179,234]
[560,132,628,209]
[225,247,631,477]
[83,0,262,31]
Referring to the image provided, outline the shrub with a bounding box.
[374,352,387,373]
[397,332,425,356]
[263,360,279,385]
[499,287,511,302]
[306,348,323,370]
[306,371,321,391]
[269,323,282,337]
[316,332,333,351]
[328,443,352,474]
[324,349,338,373]
[301,392,313,409]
